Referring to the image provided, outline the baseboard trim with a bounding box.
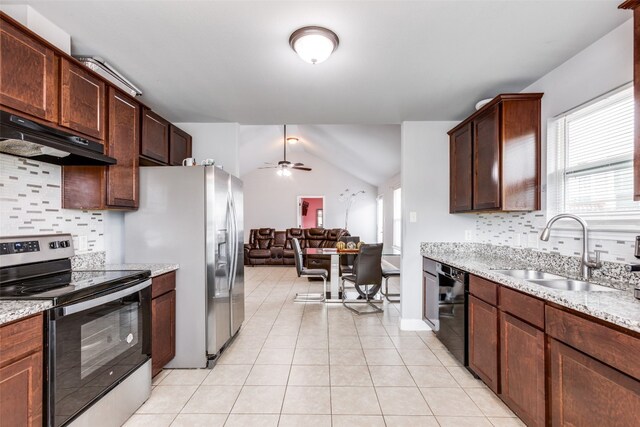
[400,317,432,331]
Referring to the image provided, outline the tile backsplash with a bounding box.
[474,212,638,264]
[0,153,104,253]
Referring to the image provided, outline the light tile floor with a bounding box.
[124,267,525,427]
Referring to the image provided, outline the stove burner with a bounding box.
[0,268,150,305]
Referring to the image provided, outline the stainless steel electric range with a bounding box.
[0,234,152,427]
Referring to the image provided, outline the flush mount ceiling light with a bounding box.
[289,26,339,64]
[286,137,299,144]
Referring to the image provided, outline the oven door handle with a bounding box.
[61,279,152,316]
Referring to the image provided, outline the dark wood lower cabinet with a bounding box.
[466,273,640,427]
[0,352,42,427]
[0,314,43,427]
[549,338,640,427]
[468,295,499,393]
[152,275,176,377]
[500,312,545,427]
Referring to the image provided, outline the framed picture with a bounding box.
[316,209,323,227]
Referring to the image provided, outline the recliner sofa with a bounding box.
[244,228,350,276]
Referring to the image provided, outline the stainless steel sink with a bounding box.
[492,269,565,280]
[527,279,618,292]
[492,269,618,292]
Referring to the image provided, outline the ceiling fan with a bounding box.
[259,125,312,176]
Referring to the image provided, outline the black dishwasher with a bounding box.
[434,262,469,367]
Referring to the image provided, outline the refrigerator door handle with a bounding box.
[229,192,238,290]
[227,194,236,292]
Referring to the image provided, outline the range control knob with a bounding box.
[59,240,70,248]
[49,241,60,249]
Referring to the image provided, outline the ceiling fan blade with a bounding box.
[258,166,277,169]
[292,166,312,171]
[293,162,305,167]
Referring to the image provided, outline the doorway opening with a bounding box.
[297,196,325,228]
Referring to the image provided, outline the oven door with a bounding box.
[47,279,152,427]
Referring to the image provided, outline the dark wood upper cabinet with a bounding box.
[106,88,140,208]
[473,105,501,210]
[62,88,140,210]
[449,124,473,212]
[500,312,545,427]
[468,295,499,393]
[448,93,542,212]
[60,58,106,140]
[141,109,170,164]
[169,125,193,166]
[0,15,58,122]
[620,1,640,200]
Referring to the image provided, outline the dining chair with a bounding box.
[340,243,384,314]
[381,259,400,303]
[292,238,328,302]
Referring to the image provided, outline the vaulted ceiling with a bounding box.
[238,124,401,186]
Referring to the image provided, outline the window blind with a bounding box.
[554,87,639,215]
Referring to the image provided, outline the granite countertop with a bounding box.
[421,243,640,333]
[93,263,179,278]
[0,300,52,326]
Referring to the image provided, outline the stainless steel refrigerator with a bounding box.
[123,165,244,368]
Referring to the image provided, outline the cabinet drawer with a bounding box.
[469,275,498,306]
[0,313,43,367]
[152,271,176,299]
[422,257,437,275]
[500,287,544,329]
[546,306,640,380]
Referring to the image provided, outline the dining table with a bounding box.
[303,247,400,302]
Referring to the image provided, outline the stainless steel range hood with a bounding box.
[0,111,116,166]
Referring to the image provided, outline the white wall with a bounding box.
[377,173,400,251]
[175,122,240,176]
[473,18,639,263]
[0,5,71,53]
[242,151,377,242]
[399,122,476,330]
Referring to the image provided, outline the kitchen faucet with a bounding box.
[540,214,602,280]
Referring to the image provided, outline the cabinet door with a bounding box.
[449,124,473,212]
[60,58,106,140]
[0,17,58,122]
[473,105,501,210]
[0,352,42,427]
[169,125,192,166]
[500,313,545,427]
[549,338,640,427]
[469,295,499,392]
[107,88,140,208]
[152,290,176,377]
[141,109,170,164]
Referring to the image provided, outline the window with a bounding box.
[549,86,639,217]
[393,187,402,249]
[376,196,384,243]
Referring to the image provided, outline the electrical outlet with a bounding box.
[409,211,417,223]
[464,230,473,241]
[78,235,88,251]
